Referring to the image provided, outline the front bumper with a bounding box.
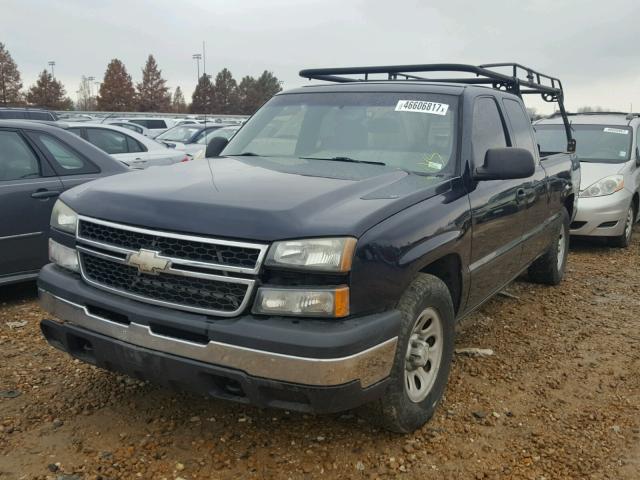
[570,190,633,237]
[38,265,401,413]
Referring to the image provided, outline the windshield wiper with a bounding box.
[300,156,386,166]
[234,152,260,156]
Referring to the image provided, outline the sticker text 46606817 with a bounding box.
[395,100,449,116]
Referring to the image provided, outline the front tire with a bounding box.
[528,207,570,285]
[607,203,636,248]
[359,274,455,433]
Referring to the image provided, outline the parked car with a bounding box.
[66,123,189,168]
[535,112,640,247]
[155,124,231,157]
[0,107,58,121]
[38,63,579,433]
[194,126,241,159]
[105,121,150,137]
[114,118,177,138]
[0,120,127,286]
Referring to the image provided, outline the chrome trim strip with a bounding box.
[76,215,268,275]
[76,245,254,285]
[76,249,255,318]
[39,290,397,388]
[0,231,42,241]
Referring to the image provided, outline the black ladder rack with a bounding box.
[299,63,575,151]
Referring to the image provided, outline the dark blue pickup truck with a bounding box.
[38,63,579,432]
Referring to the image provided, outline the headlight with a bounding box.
[266,237,357,272]
[580,175,624,198]
[51,200,78,234]
[252,286,349,317]
[48,239,79,272]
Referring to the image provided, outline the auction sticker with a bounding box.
[603,127,628,135]
[395,100,449,115]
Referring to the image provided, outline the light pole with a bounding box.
[48,61,56,78]
[87,76,95,98]
[192,53,201,82]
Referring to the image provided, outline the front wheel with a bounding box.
[358,274,455,433]
[528,208,570,285]
[607,203,636,248]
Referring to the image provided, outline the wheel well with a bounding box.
[420,254,462,314]
[633,193,639,212]
[564,194,575,219]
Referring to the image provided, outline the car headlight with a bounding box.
[51,200,78,235]
[265,237,357,272]
[580,175,624,198]
[49,239,79,272]
[252,286,349,317]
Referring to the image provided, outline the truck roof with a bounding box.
[284,82,466,96]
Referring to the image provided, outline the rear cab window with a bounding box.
[502,98,537,157]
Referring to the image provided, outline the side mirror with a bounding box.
[474,147,535,181]
[636,147,640,167]
[205,137,229,158]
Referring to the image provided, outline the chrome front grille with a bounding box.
[75,216,268,317]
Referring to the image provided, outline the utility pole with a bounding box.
[48,61,55,78]
[192,53,201,82]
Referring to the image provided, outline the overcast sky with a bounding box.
[3,0,639,114]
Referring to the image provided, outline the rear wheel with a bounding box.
[528,208,570,285]
[607,203,636,248]
[359,274,455,433]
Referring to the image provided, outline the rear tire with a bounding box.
[607,203,636,248]
[358,274,455,433]
[528,208,570,285]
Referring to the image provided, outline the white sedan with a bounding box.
[66,123,189,168]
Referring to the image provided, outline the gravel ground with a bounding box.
[1,230,639,480]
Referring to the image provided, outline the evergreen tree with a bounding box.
[25,70,73,110]
[136,54,171,112]
[237,76,259,115]
[190,74,214,113]
[97,59,136,111]
[0,42,23,105]
[210,68,239,114]
[237,71,282,114]
[172,86,187,113]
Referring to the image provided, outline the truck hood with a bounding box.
[579,161,627,190]
[61,156,446,242]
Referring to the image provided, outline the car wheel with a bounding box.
[358,273,455,433]
[607,203,636,248]
[528,207,570,285]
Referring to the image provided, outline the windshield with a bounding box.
[156,125,202,142]
[535,124,632,163]
[222,92,458,176]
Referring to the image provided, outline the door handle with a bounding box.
[516,188,527,201]
[31,189,60,199]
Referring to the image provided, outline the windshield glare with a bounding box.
[157,125,202,142]
[535,124,632,163]
[196,127,238,144]
[222,92,458,176]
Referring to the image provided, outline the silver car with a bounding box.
[534,113,640,247]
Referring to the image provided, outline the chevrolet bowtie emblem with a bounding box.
[126,249,171,275]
